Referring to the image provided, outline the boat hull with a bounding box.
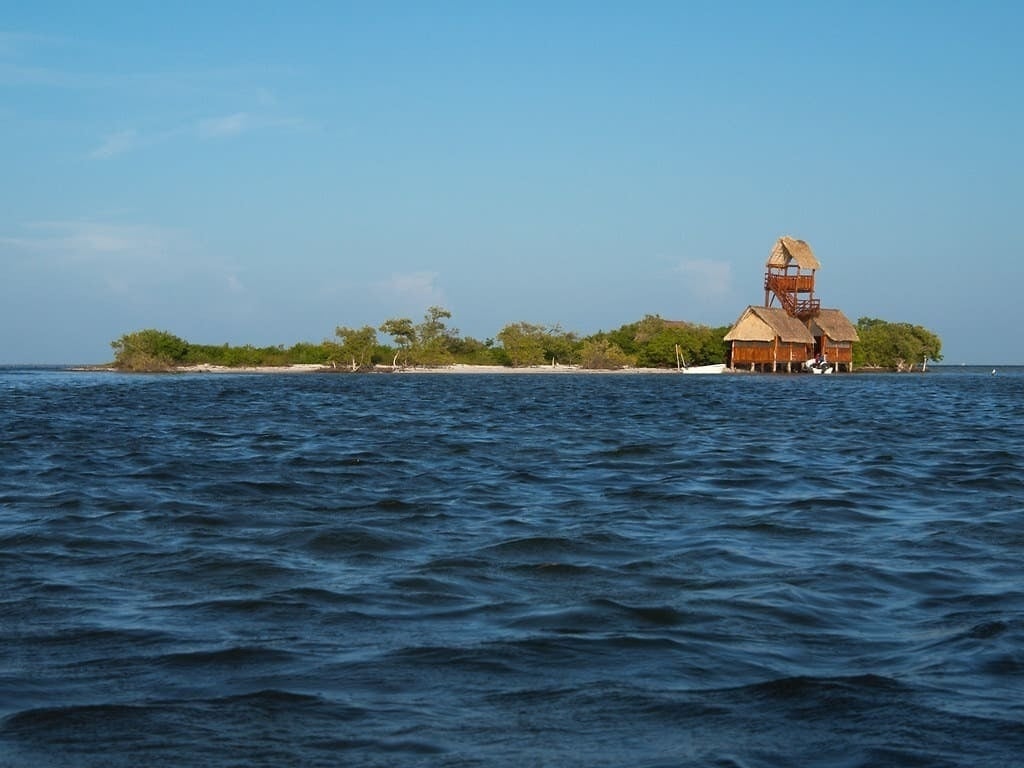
[803,358,834,375]
[682,364,727,375]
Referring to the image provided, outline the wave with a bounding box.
[3,369,1024,767]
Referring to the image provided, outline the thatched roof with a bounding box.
[724,306,815,343]
[811,309,860,342]
[765,236,820,270]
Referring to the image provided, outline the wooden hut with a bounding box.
[808,308,860,372]
[765,236,821,320]
[724,306,815,372]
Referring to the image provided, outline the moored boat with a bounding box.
[803,358,834,375]
[675,344,726,374]
[681,363,727,374]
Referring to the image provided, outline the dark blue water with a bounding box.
[2,367,1022,767]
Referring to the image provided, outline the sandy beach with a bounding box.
[393,363,682,375]
[170,363,688,375]
[176,363,332,374]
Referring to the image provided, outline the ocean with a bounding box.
[1,366,1022,767]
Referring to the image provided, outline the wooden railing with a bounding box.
[764,273,820,318]
[764,273,815,292]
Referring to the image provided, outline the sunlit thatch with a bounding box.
[724,306,815,343]
[811,309,860,342]
[765,236,820,270]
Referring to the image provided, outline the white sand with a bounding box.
[176,363,331,374]
[391,364,681,375]
[172,363,687,374]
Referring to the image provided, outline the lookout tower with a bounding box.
[726,235,858,372]
[764,236,820,320]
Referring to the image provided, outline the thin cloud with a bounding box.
[90,129,140,159]
[675,259,733,298]
[373,271,446,309]
[196,111,312,138]
[197,112,251,138]
[254,87,277,107]
[225,273,246,294]
[12,38,317,160]
[89,110,311,159]
[1,218,248,305]
[0,61,86,88]
[3,219,165,260]
[0,31,72,76]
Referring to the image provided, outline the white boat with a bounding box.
[674,345,726,374]
[681,363,727,375]
[803,358,833,375]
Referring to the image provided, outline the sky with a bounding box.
[2,1,1021,364]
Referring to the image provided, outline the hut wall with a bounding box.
[776,342,813,364]
[730,341,811,367]
[823,339,853,364]
[729,341,773,365]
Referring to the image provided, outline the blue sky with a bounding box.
[2,2,1021,364]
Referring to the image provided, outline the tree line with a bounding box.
[852,317,942,370]
[109,308,729,371]
[109,309,942,372]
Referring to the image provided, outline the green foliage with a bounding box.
[112,312,725,373]
[853,317,943,369]
[415,306,458,366]
[497,322,548,367]
[577,338,634,369]
[603,323,642,358]
[380,306,460,367]
[285,341,338,365]
[111,329,189,371]
[496,322,580,367]
[622,315,728,367]
[335,325,379,370]
[112,331,344,371]
[542,325,580,366]
[114,310,938,375]
[379,317,416,366]
[448,336,501,365]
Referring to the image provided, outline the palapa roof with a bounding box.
[810,308,860,342]
[766,236,820,271]
[723,306,815,343]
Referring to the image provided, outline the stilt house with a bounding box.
[809,309,859,371]
[724,306,814,372]
[725,236,858,371]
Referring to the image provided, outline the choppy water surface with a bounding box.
[2,367,1022,767]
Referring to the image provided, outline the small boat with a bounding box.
[675,344,726,374]
[803,358,834,375]
[681,363,727,375]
